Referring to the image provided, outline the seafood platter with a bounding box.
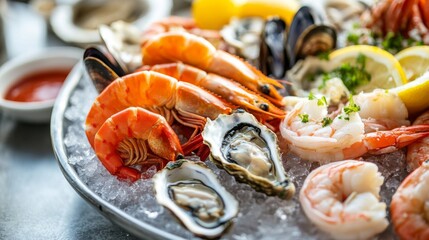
[52,0,429,239]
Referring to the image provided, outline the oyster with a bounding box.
[153,160,239,238]
[202,111,295,199]
[220,17,265,62]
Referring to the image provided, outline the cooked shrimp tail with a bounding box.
[363,125,429,154]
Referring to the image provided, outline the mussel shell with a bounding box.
[287,6,337,67]
[259,17,289,79]
[83,46,125,93]
[294,25,336,60]
[99,22,142,73]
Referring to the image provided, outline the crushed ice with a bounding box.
[63,78,408,239]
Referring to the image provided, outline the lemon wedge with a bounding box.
[192,0,238,30]
[395,46,429,82]
[390,71,429,114]
[192,0,300,30]
[239,0,299,25]
[328,45,407,93]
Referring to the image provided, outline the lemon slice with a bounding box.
[390,71,429,114]
[395,46,429,82]
[192,0,300,30]
[328,45,407,92]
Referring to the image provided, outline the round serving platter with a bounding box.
[51,63,181,240]
[51,64,404,240]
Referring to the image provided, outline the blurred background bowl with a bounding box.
[50,0,173,46]
[0,47,82,123]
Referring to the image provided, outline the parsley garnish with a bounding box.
[344,97,360,115]
[308,92,316,100]
[322,117,333,127]
[321,53,371,93]
[299,114,309,123]
[317,96,328,106]
[381,32,403,54]
[347,33,360,45]
[317,51,330,61]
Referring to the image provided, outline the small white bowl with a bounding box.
[0,47,82,123]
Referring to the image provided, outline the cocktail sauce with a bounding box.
[4,69,70,102]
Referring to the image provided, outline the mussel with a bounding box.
[99,21,142,73]
[83,46,125,93]
[287,6,337,68]
[259,17,289,79]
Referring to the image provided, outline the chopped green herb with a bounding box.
[321,54,371,93]
[322,117,333,127]
[299,114,309,123]
[317,51,330,61]
[308,92,316,100]
[381,32,403,54]
[344,97,360,115]
[347,33,360,45]
[352,22,361,29]
[317,96,328,106]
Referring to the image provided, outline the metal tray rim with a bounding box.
[50,63,184,240]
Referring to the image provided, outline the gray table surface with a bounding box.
[0,1,190,239]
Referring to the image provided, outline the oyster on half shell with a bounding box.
[153,160,239,238]
[202,111,295,199]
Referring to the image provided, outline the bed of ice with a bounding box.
[62,77,407,239]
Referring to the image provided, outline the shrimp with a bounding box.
[139,63,285,121]
[85,71,233,150]
[407,109,429,170]
[140,16,222,48]
[300,160,388,240]
[94,107,183,181]
[141,32,285,106]
[353,89,410,132]
[390,160,429,240]
[279,97,429,162]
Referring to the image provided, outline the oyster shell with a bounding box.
[153,159,239,238]
[202,111,295,199]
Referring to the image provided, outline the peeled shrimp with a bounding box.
[300,160,388,240]
[407,109,429,170]
[279,97,429,162]
[391,160,429,240]
[353,89,410,132]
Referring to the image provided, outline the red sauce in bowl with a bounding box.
[4,69,70,102]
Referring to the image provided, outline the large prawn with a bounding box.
[85,71,233,155]
[391,160,429,240]
[139,63,285,122]
[407,109,429,170]
[300,160,388,240]
[140,16,222,48]
[141,32,285,106]
[279,96,429,162]
[94,107,183,181]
